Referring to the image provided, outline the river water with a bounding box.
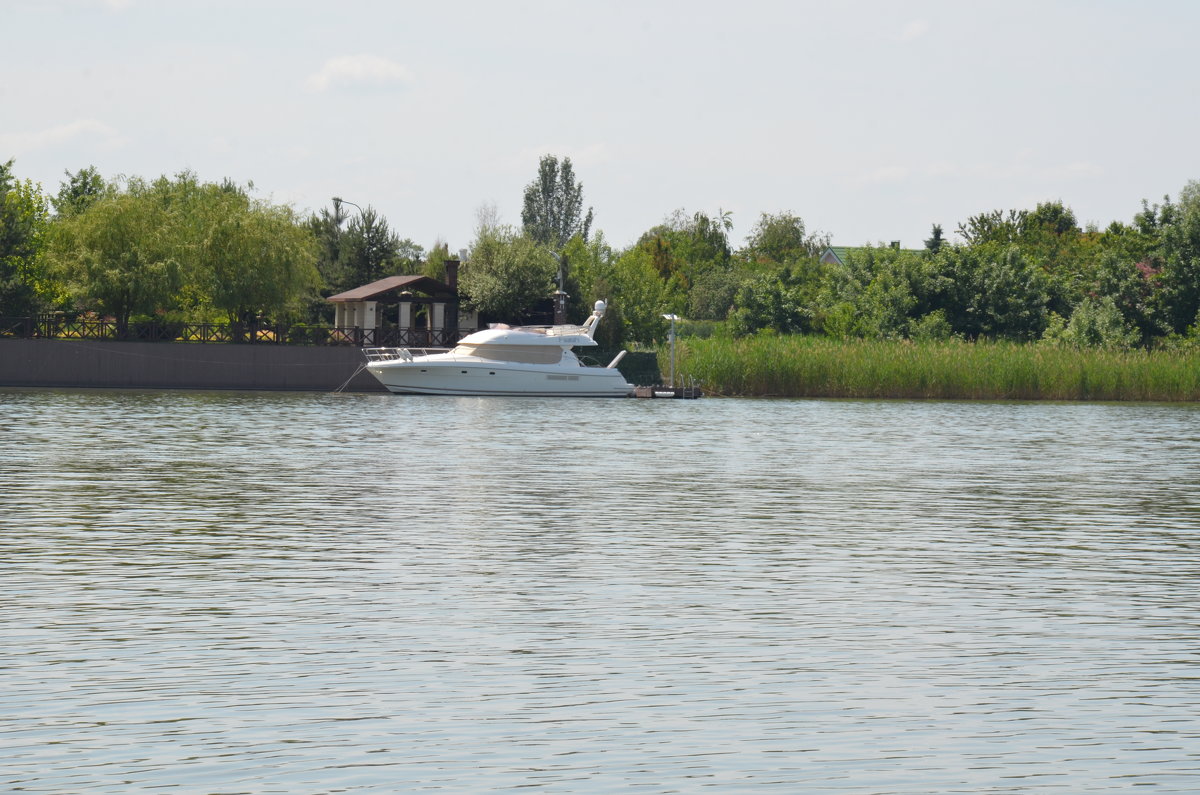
[2,388,1199,793]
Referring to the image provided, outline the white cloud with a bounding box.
[55,0,136,10]
[923,157,1104,182]
[857,165,911,184]
[306,54,415,92]
[898,20,930,42]
[59,0,136,10]
[1053,161,1104,179]
[0,119,125,155]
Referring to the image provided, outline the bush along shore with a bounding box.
[667,336,1200,401]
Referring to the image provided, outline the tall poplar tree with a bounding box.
[520,155,593,251]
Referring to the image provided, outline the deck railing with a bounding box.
[0,316,473,347]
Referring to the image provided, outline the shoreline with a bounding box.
[0,339,659,394]
[0,338,386,393]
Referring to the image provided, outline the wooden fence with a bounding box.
[0,316,472,347]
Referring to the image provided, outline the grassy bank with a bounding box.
[666,336,1200,400]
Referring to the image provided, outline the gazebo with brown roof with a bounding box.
[327,264,476,347]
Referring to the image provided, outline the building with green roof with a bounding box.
[819,242,923,266]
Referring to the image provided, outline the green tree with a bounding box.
[45,185,182,334]
[743,211,826,265]
[816,246,935,339]
[561,231,622,341]
[421,239,453,281]
[606,244,673,345]
[1024,200,1080,238]
[1156,180,1200,334]
[728,268,817,337]
[0,160,51,316]
[630,209,735,310]
[663,208,733,272]
[53,166,107,218]
[1018,202,1085,318]
[1098,218,1159,267]
[727,212,829,332]
[956,208,1027,246]
[1134,195,1175,239]
[1042,296,1138,349]
[308,200,353,294]
[688,267,745,321]
[521,155,593,251]
[192,186,320,332]
[460,224,556,322]
[1080,248,1159,343]
[923,223,945,254]
[48,173,320,335]
[340,204,419,289]
[932,245,1049,340]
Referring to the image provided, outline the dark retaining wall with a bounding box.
[0,339,386,392]
[0,339,661,393]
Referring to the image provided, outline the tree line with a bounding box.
[558,183,1200,351]
[3,155,1199,350]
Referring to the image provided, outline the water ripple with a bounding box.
[2,389,1200,792]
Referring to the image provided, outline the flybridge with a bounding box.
[457,326,597,348]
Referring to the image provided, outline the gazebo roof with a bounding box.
[327,275,456,303]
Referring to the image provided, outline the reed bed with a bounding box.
[669,336,1200,401]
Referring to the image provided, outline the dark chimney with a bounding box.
[444,259,460,341]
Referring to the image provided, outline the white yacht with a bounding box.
[362,300,634,397]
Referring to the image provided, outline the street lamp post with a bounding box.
[552,253,569,325]
[662,313,679,388]
[332,197,369,342]
[332,196,363,219]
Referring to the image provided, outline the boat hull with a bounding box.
[366,360,633,397]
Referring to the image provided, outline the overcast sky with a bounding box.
[4,0,1199,254]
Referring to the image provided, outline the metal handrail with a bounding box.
[526,324,590,337]
[362,347,457,362]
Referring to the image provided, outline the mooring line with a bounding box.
[333,362,369,393]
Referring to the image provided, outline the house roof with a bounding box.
[822,246,853,265]
[819,245,923,265]
[327,275,456,302]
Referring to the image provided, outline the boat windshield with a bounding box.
[452,344,566,364]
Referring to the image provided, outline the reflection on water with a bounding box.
[3,389,1200,793]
